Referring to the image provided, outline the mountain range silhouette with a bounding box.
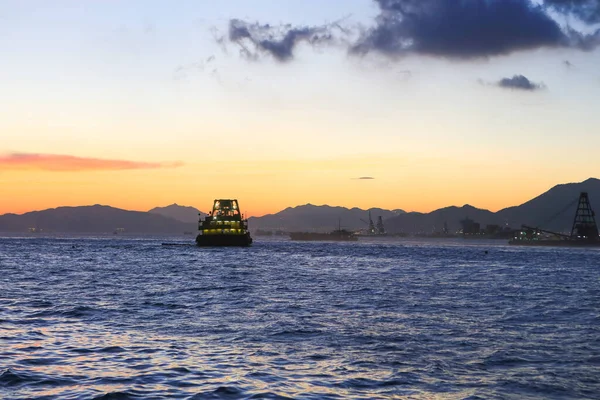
[1,178,598,235]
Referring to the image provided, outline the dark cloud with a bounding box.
[353,0,571,59]
[228,19,336,62]
[224,0,600,62]
[544,0,600,24]
[354,177,376,180]
[497,75,544,91]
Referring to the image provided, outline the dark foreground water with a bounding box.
[1,236,599,399]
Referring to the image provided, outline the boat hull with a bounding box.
[196,234,253,247]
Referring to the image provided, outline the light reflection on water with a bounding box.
[1,236,599,399]
[5,323,423,399]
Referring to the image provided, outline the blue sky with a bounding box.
[1,0,600,215]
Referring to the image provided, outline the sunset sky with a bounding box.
[2,0,599,216]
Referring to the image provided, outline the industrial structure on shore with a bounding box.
[509,192,599,247]
[357,211,387,237]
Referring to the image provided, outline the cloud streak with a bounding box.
[0,153,184,172]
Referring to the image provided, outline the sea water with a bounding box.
[1,236,599,399]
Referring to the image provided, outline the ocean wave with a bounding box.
[1,237,598,399]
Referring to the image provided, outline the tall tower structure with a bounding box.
[376,216,386,235]
[368,211,376,234]
[571,192,599,240]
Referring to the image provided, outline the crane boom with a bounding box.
[521,225,571,239]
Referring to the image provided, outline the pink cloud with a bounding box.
[0,153,184,171]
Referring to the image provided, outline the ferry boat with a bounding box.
[196,199,252,247]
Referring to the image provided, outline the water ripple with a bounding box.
[1,237,599,399]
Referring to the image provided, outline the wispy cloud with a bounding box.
[545,0,600,24]
[227,19,342,62]
[353,176,376,180]
[0,153,184,171]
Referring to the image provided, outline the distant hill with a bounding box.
[497,178,600,233]
[249,204,405,232]
[0,205,196,234]
[385,178,600,234]
[1,178,598,235]
[149,204,205,224]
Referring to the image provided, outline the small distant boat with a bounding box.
[289,219,357,242]
[289,230,358,241]
[196,199,252,247]
[509,192,600,247]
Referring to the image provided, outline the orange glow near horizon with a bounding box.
[1,153,593,217]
